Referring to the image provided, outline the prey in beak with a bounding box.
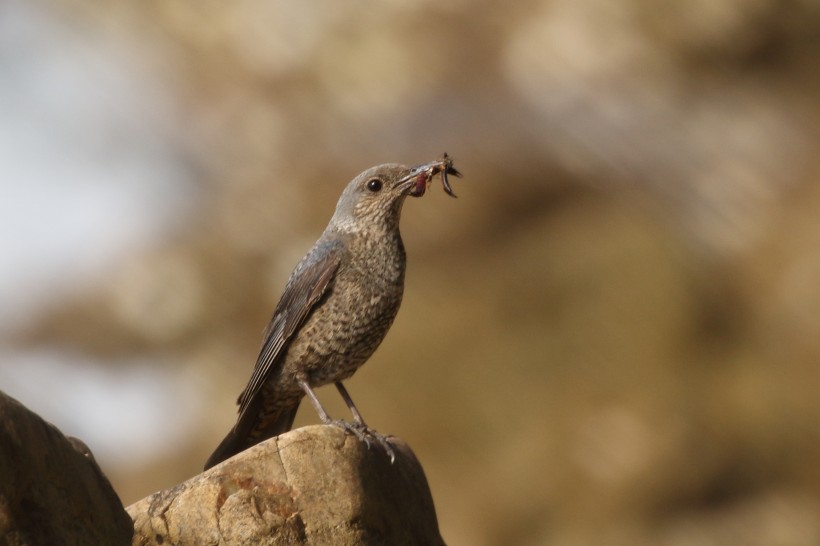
[403,153,463,198]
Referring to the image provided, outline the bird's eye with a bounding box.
[366,178,383,192]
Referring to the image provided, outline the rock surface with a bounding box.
[0,390,133,545]
[128,425,445,546]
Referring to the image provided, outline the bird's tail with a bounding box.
[203,402,300,470]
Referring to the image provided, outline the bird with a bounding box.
[204,157,460,470]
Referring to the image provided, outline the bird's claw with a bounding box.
[330,420,396,463]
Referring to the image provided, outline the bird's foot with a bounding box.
[329,420,396,463]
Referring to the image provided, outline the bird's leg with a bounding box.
[297,377,333,424]
[297,377,367,445]
[297,377,369,444]
[335,382,396,463]
[334,381,366,426]
[297,377,395,463]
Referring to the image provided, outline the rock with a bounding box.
[128,425,446,545]
[0,390,133,545]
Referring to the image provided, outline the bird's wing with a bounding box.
[235,240,342,422]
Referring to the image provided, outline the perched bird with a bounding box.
[204,157,461,470]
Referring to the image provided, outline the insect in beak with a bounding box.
[406,153,462,198]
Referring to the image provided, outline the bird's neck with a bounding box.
[326,223,406,283]
[326,213,403,243]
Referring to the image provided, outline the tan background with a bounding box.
[3,1,820,544]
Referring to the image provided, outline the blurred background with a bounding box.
[2,0,820,544]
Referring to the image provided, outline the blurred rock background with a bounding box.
[2,0,820,544]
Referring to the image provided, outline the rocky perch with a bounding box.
[0,390,445,545]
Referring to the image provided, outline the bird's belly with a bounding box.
[288,296,399,386]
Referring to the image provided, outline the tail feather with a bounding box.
[203,402,300,470]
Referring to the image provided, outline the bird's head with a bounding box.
[329,163,426,234]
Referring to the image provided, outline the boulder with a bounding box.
[0,390,133,545]
[128,425,445,545]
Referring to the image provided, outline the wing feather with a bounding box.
[235,240,342,422]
